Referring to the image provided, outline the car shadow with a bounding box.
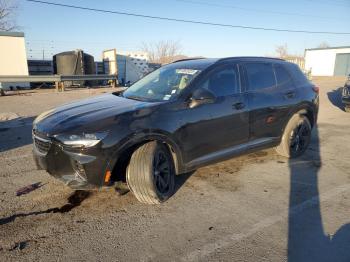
[327,87,345,111]
[174,171,195,195]
[288,126,350,262]
[0,116,35,152]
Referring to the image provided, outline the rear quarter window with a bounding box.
[284,63,310,86]
[274,64,295,89]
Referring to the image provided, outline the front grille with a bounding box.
[343,87,350,97]
[34,136,51,154]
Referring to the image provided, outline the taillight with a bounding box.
[312,86,319,93]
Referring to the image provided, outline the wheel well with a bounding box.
[298,108,315,128]
[110,140,179,183]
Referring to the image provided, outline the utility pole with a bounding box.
[42,49,45,60]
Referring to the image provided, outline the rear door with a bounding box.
[242,62,296,140]
[273,63,300,121]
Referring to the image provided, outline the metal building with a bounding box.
[0,31,30,89]
[305,46,350,76]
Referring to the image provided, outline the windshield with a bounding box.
[122,64,201,102]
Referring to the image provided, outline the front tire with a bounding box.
[126,141,175,204]
[276,114,312,158]
[345,106,350,113]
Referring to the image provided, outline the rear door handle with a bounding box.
[284,91,295,99]
[233,102,245,110]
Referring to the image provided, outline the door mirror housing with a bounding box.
[189,88,216,108]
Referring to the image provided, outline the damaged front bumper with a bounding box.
[32,131,110,189]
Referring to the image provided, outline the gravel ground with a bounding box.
[0,80,350,262]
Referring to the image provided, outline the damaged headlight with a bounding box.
[54,131,108,147]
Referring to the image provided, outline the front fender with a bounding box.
[106,130,185,178]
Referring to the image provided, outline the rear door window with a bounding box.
[244,63,276,91]
[274,64,295,89]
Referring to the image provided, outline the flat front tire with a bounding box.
[276,114,312,158]
[126,141,175,204]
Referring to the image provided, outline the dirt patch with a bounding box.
[190,149,281,192]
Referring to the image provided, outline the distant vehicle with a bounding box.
[342,74,350,112]
[32,57,319,204]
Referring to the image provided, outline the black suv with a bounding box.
[33,57,319,204]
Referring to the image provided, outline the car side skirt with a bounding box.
[185,137,280,171]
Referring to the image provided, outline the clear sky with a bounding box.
[18,0,350,61]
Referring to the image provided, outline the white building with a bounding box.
[0,31,29,89]
[305,46,350,76]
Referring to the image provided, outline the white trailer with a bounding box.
[0,31,30,91]
[102,49,150,85]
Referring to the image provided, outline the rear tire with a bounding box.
[126,141,175,204]
[276,114,312,158]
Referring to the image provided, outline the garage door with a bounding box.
[334,53,350,76]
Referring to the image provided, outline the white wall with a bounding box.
[305,47,350,76]
[0,32,29,89]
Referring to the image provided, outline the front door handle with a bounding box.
[233,102,245,110]
[284,91,295,99]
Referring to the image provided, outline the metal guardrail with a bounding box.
[0,74,118,83]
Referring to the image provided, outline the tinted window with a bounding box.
[274,64,294,89]
[245,63,276,91]
[201,66,239,97]
[284,63,310,86]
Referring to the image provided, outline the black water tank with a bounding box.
[53,50,95,86]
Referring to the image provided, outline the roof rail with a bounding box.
[217,56,285,62]
[171,57,206,64]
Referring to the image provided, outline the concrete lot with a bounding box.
[0,79,349,261]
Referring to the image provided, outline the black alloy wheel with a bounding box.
[289,121,311,156]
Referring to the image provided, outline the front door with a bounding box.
[177,63,249,164]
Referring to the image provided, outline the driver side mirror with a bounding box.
[189,88,216,108]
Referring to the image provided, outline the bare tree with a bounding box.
[0,0,18,31]
[141,40,183,64]
[318,41,330,48]
[275,43,289,58]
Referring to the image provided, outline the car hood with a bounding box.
[33,93,155,136]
